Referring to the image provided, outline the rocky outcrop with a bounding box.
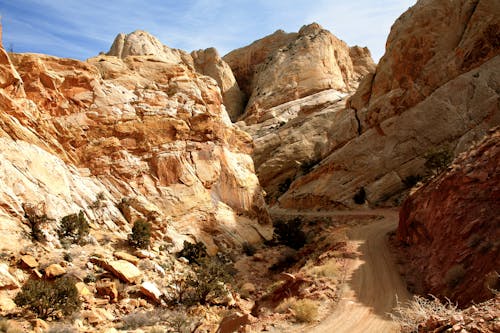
[191,48,246,121]
[107,30,245,121]
[223,29,297,97]
[397,128,500,306]
[0,27,271,254]
[349,0,500,129]
[225,23,375,124]
[238,89,356,199]
[278,0,500,209]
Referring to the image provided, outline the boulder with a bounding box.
[113,251,140,265]
[140,281,162,303]
[44,264,66,279]
[20,255,38,269]
[0,263,19,289]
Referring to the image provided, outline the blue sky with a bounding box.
[0,0,416,62]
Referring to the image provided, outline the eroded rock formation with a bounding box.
[278,0,500,209]
[0,28,271,254]
[224,23,375,124]
[107,30,245,121]
[397,127,500,306]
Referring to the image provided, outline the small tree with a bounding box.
[177,241,207,264]
[14,276,80,319]
[186,256,232,305]
[58,211,90,244]
[273,218,306,250]
[128,219,151,249]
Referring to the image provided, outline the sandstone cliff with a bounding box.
[397,127,500,306]
[0,30,271,254]
[278,0,500,209]
[107,30,245,121]
[349,0,500,130]
[224,23,375,124]
[224,24,374,197]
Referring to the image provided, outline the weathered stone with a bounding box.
[113,251,140,265]
[103,260,142,284]
[0,263,19,289]
[140,281,162,303]
[44,263,66,279]
[96,279,118,303]
[0,294,16,311]
[19,255,38,269]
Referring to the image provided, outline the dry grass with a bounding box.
[390,295,461,333]
[292,299,319,323]
[275,297,297,314]
[308,260,338,278]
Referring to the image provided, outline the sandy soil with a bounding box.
[304,209,410,333]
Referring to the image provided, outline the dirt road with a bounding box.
[277,209,410,333]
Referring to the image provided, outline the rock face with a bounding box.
[224,23,376,124]
[278,0,500,209]
[349,0,500,129]
[107,30,245,121]
[239,90,356,199]
[191,48,246,121]
[0,26,271,254]
[397,128,500,306]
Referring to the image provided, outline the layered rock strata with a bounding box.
[0,28,271,254]
[278,0,500,209]
[398,127,500,306]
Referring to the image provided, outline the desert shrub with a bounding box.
[128,219,151,249]
[273,218,306,250]
[277,178,292,195]
[403,175,423,188]
[300,158,320,175]
[14,276,80,319]
[275,297,297,314]
[165,311,200,333]
[269,251,299,272]
[445,264,465,288]
[292,299,319,323]
[242,242,256,256]
[177,241,207,264]
[391,295,461,333]
[83,273,96,283]
[186,256,233,305]
[24,209,52,242]
[63,252,72,262]
[353,187,366,204]
[309,261,338,278]
[58,211,89,245]
[425,149,453,173]
[121,310,159,329]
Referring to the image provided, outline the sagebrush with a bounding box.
[14,276,80,319]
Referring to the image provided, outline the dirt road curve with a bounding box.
[278,209,411,333]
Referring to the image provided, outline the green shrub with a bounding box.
[58,211,89,244]
[277,178,292,195]
[24,209,52,242]
[353,187,366,204]
[186,256,233,305]
[403,175,423,188]
[63,252,72,262]
[128,219,151,249]
[425,150,453,173]
[14,276,81,319]
[177,241,207,264]
[273,218,306,250]
[242,242,256,256]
